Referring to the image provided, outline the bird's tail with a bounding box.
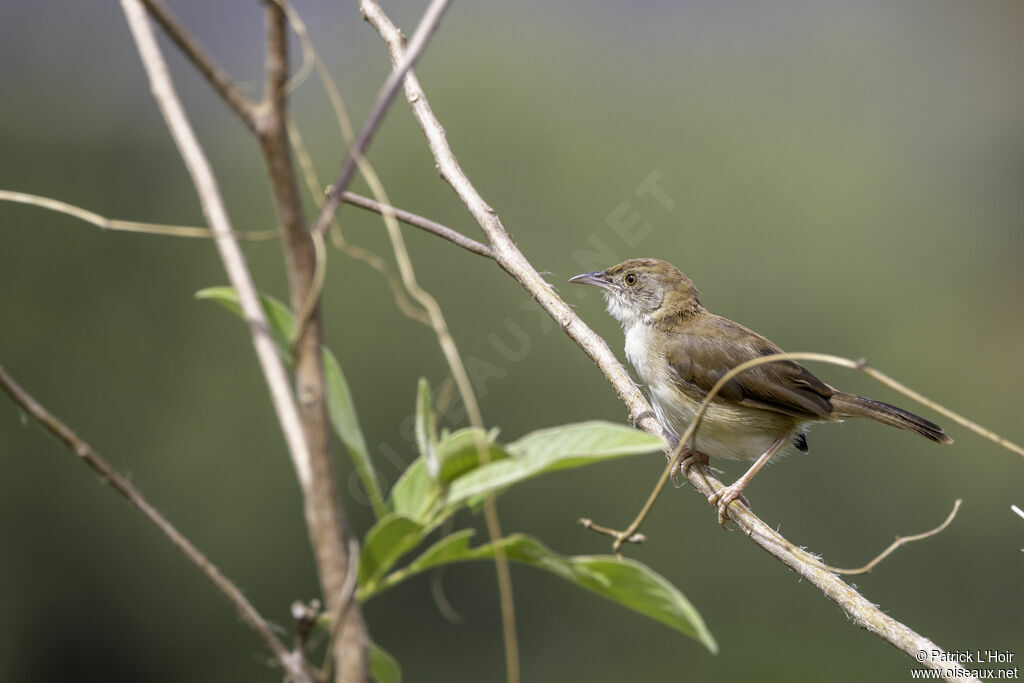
[831,392,953,444]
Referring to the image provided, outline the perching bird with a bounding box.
[570,258,951,526]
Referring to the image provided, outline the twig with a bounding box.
[0,190,279,240]
[578,518,645,545]
[859,365,1024,458]
[138,0,258,132]
[121,0,314,493]
[309,0,453,240]
[0,366,311,683]
[258,4,368,681]
[318,537,362,683]
[823,500,962,575]
[283,4,519,677]
[357,3,975,679]
[338,191,494,258]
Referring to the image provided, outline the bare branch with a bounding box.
[0,190,279,240]
[121,0,314,492]
[825,499,962,575]
[287,116,432,327]
[282,4,518,675]
[138,0,259,133]
[310,0,453,239]
[337,191,494,259]
[357,2,976,679]
[259,4,368,681]
[0,367,312,683]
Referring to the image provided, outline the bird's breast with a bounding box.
[623,323,798,461]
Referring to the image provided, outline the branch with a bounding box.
[138,0,259,133]
[0,189,279,240]
[0,367,311,683]
[309,0,453,239]
[337,191,494,259]
[280,5,518,677]
[121,0,314,493]
[357,2,975,679]
[258,4,367,681]
[823,499,962,575]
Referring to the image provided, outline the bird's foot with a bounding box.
[670,448,708,486]
[708,484,751,528]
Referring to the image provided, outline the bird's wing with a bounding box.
[665,316,834,419]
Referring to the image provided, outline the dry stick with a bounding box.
[291,0,452,350]
[309,0,453,239]
[318,537,362,683]
[338,192,494,258]
[358,3,974,680]
[288,121,431,327]
[278,8,521,679]
[0,190,279,240]
[138,0,258,133]
[258,5,368,682]
[278,2,494,262]
[0,367,311,683]
[121,0,313,491]
[123,5,355,678]
[824,499,962,575]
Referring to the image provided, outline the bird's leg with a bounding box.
[670,446,709,486]
[709,435,788,528]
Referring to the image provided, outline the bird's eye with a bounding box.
[624,273,638,286]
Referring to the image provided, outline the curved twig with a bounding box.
[823,499,962,575]
[0,190,279,240]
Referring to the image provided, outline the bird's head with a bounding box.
[569,258,702,327]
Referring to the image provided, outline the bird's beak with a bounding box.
[568,271,613,291]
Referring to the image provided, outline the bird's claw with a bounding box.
[670,448,708,486]
[708,485,750,528]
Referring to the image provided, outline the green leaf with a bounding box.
[369,641,401,683]
[197,286,386,518]
[388,428,510,524]
[388,457,435,522]
[358,514,426,590]
[415,378,440,481]
[325,349,386,518]
[446,421,663,510]
[368,532,716,653]
[436,427,509,484]
[196,287,294,363]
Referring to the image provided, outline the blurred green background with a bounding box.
[2,1,1022,681]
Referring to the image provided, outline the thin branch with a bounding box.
[319,537,362,683]
[282,5,519,677]
[121,0,314,492]
[258,4,368,682]
[858,365,1024,458]
[0,366,311,683]
[288,116,432,327]
[0,190,279,240]
[357,3,976,679]
[824,499,962,575]
[337,191,494,258]
[138,0,259,133]
[309,0,453,239]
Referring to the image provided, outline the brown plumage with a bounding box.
[570,258,951,526]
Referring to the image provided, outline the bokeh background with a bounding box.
[2,1,1022,681]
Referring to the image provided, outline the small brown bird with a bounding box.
[570,258,952,526]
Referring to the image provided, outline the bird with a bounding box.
[570,258,952,526]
